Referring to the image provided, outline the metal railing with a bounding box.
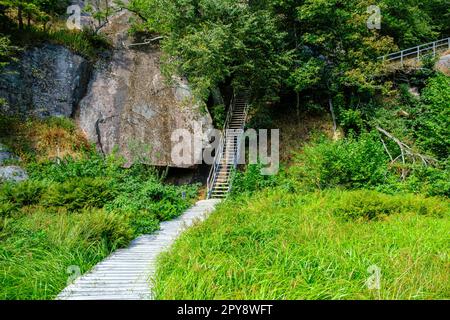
[378,37,450,66]
[227,100,250,195]
[206,93,236,199]
[206,91,250,199]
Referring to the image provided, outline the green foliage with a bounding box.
[338,109,365,134]
[41,177,117,211]
[75,208,134,250]
[231,164,279,196]
[287,58,325,93]
[209,104,225,128]
[154,188,450,299]
[333,189,448,221]
[126,0,446,109]
[128,0,292,101]
[45,28,111,60]
[0,201,18,218]
[0,34,17,72]
[0,0,70,30]
[414,74,450,159]
[0,180,46,207]
[107,178,198,222]
[0,207,133,299]
[246,105,274,129]
[9,27,111,60]
[376,163,450,198]
[126,211,159,236]
[293,133,390,189]
[0,124,198,298]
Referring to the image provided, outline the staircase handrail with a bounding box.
[378,37,450,63]
[206,93,236,198]
[228,99,250,194]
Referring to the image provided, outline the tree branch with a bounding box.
[126,36,164,47]
[376,126,437,180]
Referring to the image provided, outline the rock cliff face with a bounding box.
[77,11,213,167]
[0,44,90,118]
[0,10,213,168]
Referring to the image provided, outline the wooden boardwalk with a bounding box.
[57,199,221,300]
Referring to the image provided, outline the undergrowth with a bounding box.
[0,117,198,299]
[154,189,449,300]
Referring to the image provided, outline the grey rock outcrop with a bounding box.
[437,53,450,75]
[0,166,28,183]
[0,143,18,165]
[0,44,91,118]
[78,11,213,167]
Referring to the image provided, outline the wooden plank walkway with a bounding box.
[57,199,221,300]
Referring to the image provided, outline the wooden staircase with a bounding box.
[207,91,250,199]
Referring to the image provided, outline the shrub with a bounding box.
[127,211,160,236]
[333,190,449,220]
[414,73,450,159]
[0,201,18,218]
[41,177,117,211]
[338,109,365,134]
[0,180,47,206]
[210,104,226,128]
[231,163,279,196]
[293,132,390,189]
[0,116,91,163]
[27,152,119,182]
[375,163,450,198]
[106,179,197,223]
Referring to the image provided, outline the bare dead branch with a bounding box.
[375,126,437,180]
[126,36,164,47]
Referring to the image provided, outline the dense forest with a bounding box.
[0,0,449,300]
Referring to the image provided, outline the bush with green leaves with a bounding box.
[293,133,390,190]
[41,177,117,212]
[338,109,365,134]
[231,163,279,196]
[26,152,124,182]
[414,73,450,160]
[0,180,47,207]
[210,104,226,128]
[376,162,450,198]
[333,190,448,221]
[106,177,198,225]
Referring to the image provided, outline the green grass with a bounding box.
[0,116,199,299]
[5,25,110,61]
[153,189,449,300]
[0,207,132,299]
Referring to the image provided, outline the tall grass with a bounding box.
[0,116,199,299]
[0,207,132,300]
[153,189,449,300]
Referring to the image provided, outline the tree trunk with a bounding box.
[18,6,24,30]
[27,13,31,28]
[328,98,337,134]
[296,91,300,120]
